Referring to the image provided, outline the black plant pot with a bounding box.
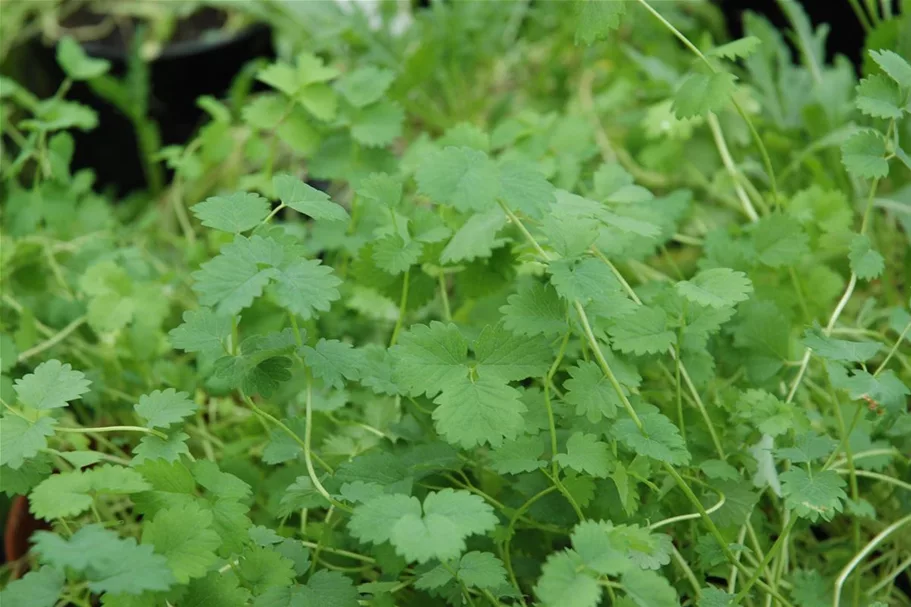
[25,19,274,195]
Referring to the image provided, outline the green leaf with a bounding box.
[802,326,881,362]
[191,192,271,233]
[273,174,350,222]
[487,434,547,474]
[614,410,690,465]
[699,588,735,607]
[33,524,175,595]
[776,432,837,464]
[416,147,500,212]
[564,360,621,423]
[672,72,737,119]
[571,520,636,576]
[751,213,811,267]
[607,306,676,355]
[168,308,232,356]
[500,282,567,338]
[440,209,507,264]
[855,74,904,119]
[358,172,402,208]
[848,234,885,280]
[676,268,753,309]
[14,359,90,410]
[30,465,151,520]
[142,502,222,583]
[133,432,191,465]
[134,389,198,429]
[337,66,395,107]
[254,570,358,607]
[183,571,251,607]
[548,257,623,305]
[272,259,342,320]
[575,0,627,46]
[780,469,846,522]
[57,37,110,80]
[555,432,611,478]
[622,569,678,607]
[350,489,497,563]
[237,546,296,595]
[192,236,282,315]
[869,49,911,88]
[473,323,552,382]
[390,322,469,397]
[708,36,762,60]
[433,375,526,449]
[373,234,423,274]
[0,416,56,469]
[457,551,508,590]
[301,339,363,389]
[350,101,405,147]
[0,566,64,607]
[536,550,601,607]
[841,130,889,179]
[498,160,555,218]
[736,389,798,437]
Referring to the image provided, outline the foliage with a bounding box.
[1,2,910,607]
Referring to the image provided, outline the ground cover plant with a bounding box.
[1,1,910,606]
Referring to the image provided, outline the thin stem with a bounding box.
[500,200,550,260]
[502,486,557,607]
[298,540,375,563]
[16,316,87,362]
[874,321,911,376]
[830,469,911,493]
[650,490,725,530]
[540,469,584,521]
[834,514,911,607]
[303,377,351,512]
[438,274,452,321]
[56,425,167,440]
[734,516,798,603]
[707,113,760,222]
[672,544,702,599]
[848,0,873,32]
[262,202,287,225]
[389,268,410,347]
[866,555,911,597]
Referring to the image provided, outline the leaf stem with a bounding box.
[389,268,410,347]
[56,425,167,440]
[834,513,911,607]
[16,316,87,363]
[734,516,798,603]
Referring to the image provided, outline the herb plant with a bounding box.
[1,2,910,607]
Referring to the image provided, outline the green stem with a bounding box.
[56,425,167,440]
[502,486,557,607]
[389,268,410,347]
[734,516,798,603]
[16,316,86,363]
[874,321,911,376]
[438,274,452,321]
[848,0,873,31]
[834,513,911,607]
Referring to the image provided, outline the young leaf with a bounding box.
[373,234,423,275]
[676,268,753,309]
[708,36,762,60]
[57,37,110,80]
[134,389,198,430]
[191,192,271,233]
[869,49,911,88]
[575,0,627,46]
[555,432,612,478]
[272,174,350,222]
[848,234,885,280]
[14,359,91,410]
[672,72,737,119]
[855,75,904,119]
[780,469,846,522]
[432,375,526,448]
[337,66,396,107]
[416,146,500,212]
[607,306,676,355]
[142,503,222,583]
[841,130,889,179]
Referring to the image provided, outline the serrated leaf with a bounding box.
[0,415,56,469]
[869,49,911,88]
[191,192,271,233]
[499,160,555,218]
[390,322,469,397]
[168,308,232,355]
[848,234,885,280]
[802,326,881,362]
[57,37,110,80]
[273,258,342,320]
[473,323,551,382]
[440,209,506,264]
[708,36,762,60]
[555,432,611,478]
[373,234,423,274]
[855,74,904,119]
[254,570,358,607]
[134,389,198,429]
[575,0,627,46]
[607,306,676,355]
[416,146,500,212]
[0,566,64,607]
[751,214,810,267]
[14,359,90,410]
[487,434,547,474]
[337,66,395,107]
[500,282,567,338]
[273,174,349,221]
[432,375,526,448]
[623,569,678,607]
[350,101,404,147]
[672,72,737,119]
[142,502,222,583]
[614,410,690,465]
[184,571,251,607]
[841,130,888,179]
[564,360,621,423]
[676,268,753,309]
[237,546,296,595]
[301,338,363,389]
[458,551,508,590]
[536,550,601,607]
[780,469,846,522]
